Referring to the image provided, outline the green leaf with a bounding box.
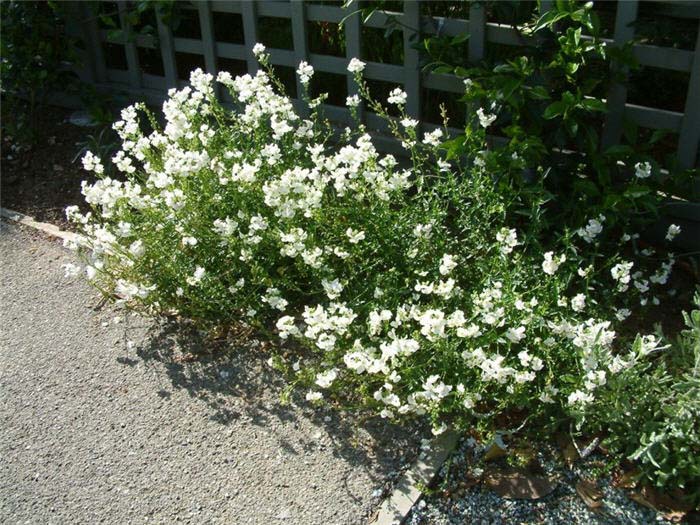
[574,179,600,197]
[624,185,650,199]
[543,101,566,119]
[528,86,550,100]
[604,144,633,157]
[581,98,607,112]
[649,129,669,145]
[452,32,470,45]
[107,29,124,43]
[433,65,454,75]
[454,66,470,78]
[562,91,577,106]
[99,14,117,28]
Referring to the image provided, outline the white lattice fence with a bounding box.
[71,0,700,168]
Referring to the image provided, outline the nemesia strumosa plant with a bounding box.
[64,44,681,439]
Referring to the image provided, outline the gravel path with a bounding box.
[0,221,421,525]
[407,436,675,525]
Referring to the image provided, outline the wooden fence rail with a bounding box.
[69,0,700,168]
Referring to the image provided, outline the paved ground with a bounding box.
[0,221,421,525]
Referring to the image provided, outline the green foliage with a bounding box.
[422,0,698,240]
[0,1,78,143]
[588,293,700,502]
[93,0,177,44]
[66,53,681,451]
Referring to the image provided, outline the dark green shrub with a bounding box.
[0,1,78,143]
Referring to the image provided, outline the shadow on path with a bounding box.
[128,317,425,487]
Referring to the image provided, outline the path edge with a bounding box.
[1,207,77,243]
[369,429,459,525]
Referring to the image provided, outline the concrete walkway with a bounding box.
[0,221,419,525]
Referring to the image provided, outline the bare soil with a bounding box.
[1,105,100,229]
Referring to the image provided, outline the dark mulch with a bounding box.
[1,105,100,229]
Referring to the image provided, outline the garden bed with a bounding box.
[1,105,98,229]
[407,435,699,524]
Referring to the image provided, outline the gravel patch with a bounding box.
[0,221,424,525]
[407,435,675,525]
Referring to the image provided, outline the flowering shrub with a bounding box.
[425,0,697,247]
[66,45,681,443]
[588,295,700,502]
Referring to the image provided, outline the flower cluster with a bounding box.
[66,48,678,436]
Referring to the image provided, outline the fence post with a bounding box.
[404,0,421,125]
[290,0,309,113]
[116,1,142,89]
[78,2,106,84]
[601,0,638,150]
[156,7,178,89]
[678,22,700,169]
[468,2,485,62]
[198,1,220,98]
[241,1,260,75]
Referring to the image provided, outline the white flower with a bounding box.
[346,94,360,107]
[346,228,366,244]
[541,252,565,275]
[567,390,594,406]
[577,266,592,278]
[439,254,458,275]
[347,58,366,74]
[129,239,145,258]
[456,324,481,338]
[315,333,336,351]
[434,278,455,297]
[82,151,104,174]
[423,375,452,400]
[634,161,652,179]
[252,43,266,58]
[577,215,605,243]
[186,266,206,285]
[665,224,681,241]
[115,279,153,301]
[496,228,518,255]
[306,391,323,401]
[315,369,338,388]
[431,423,448,436]
[571,293,586,312]
[638,334,661,356]
[611,261,633,290]
[437,159,450,172]
[401,118,418,128]
[182,236,198,247]
[63,263,81,278]
[422,129,443,147]
[116,221,132,237]
[296,61,314,85]
[387,88,407,106]
[505,326,526,343]
[476,107,496,128]
[322,278,343,299]
[413,223,432,239]
[615,308,631,321]
[262,288,288,311]
[213,217,238,237]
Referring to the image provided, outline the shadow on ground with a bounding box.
[125,316,424,486]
